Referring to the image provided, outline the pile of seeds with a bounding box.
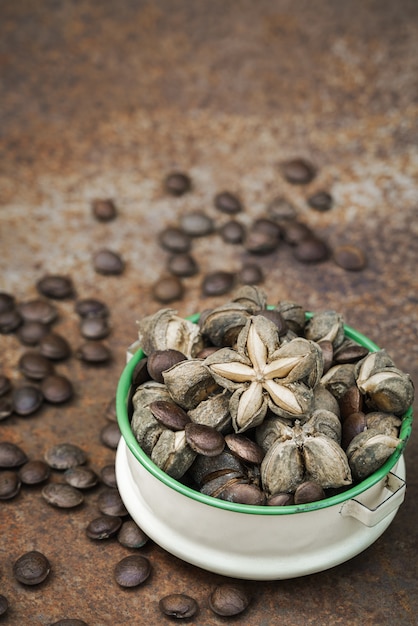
[131,286,413,506]
[152,162,367,302]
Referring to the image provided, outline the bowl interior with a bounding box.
[116,314,413,515]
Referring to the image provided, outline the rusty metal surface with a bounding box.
[0,1,417,624]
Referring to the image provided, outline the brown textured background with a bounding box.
[1,1,417,624]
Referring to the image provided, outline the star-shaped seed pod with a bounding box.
[205,315,324,432]
[256,412,351,495]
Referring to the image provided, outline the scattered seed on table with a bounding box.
[238,263,264,285]
[12,385,44,416]
[75,298,110,318]
[13,551,51,585]
[64,466,98,489]
[100,464,117,488]
[152,276,184,303]
[117,520,149,549]
[159,593,199,619]
[293,236,329,263]
[114,555,151,588]
[0,442,28,468]
[36,275,74,299]
[307,191,333,212]
[179,211,214,237]
[76,341,112,364]
[0,471,21,499]
[17,299,58,324]
[0,397,13,421]
[158,228,192,253]
[266,196,297,221]
[44,443,87,469]
[41,374,73,403]
[17,320,50,346]
[18,352,55,380]
[164,172,191,196]
[42,483,84,508]
[50,620,89,626]
[93,249,125,275]
[0,308,22,333]
[98,487,128,517]
[281,158,316,184]
[18,460,51,485]
[201,271,235,296]
[0,375,11,397]
[333,244,367,271]
[0,292,15,314]
[86,515,122,540]
[80,315,111,340]
[100,422,121,449]
[167,253,199,277]
[208,584,250,617]
[214,191,242,214]
[39,332,71,360]
[219,220,246,244]
[0,594,8,617]
[92,198,117,222]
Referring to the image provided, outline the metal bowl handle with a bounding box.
[340,471,406,527]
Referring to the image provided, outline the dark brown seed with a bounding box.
[318,340,334,373]
[282,220,313,245]
[159,593,199,619]
[152,276,184,303]
[158,227,192,254]
[132,359,150,388]
[281,158,316,184]
[219,219,246,244]
[93,249,125,275]
[86,515,122,540]
[0,375,11,397]
[256,309,288,335]
[42,483,84,508]
[18,460,50,485]
[17,299,58,324]
[41,374,73,403]
[100,464,117,488]
[0,308,22,333]
[100,422,121,449]
[39,332,71,360]
[245,218,282,255]
[18,352,55,380]
[225,434,265,465]
[214,191,242,214]
[0,471,21,499]
[238,263,264,285]
[114,555,151,587]
[44,443,87,469]
[333,343,369,364]
[339,385,363,421]
[149,400,190,431]
[76,341,112,364]
[164,172,191,196]
[75,298,109,318]
[105,396,117,421]
[333,245,367,271]
[267,492,295,506]
[293,236,329,263]
[64,466,98,489]
[209,584,250,617]
[201,271,235,297]
[92,198,117,221]
[0,442,28,468]
[220,481,265,505]
[13,551,51,585]
[307,191,333,212]
[179,211,214,237]
[12,385,44,416]
[36,275,74,299]
[0,292,15,314]
[0,594,9,617]
[185,423,225,457]
[17,320,50,346]
[147,349,187,383]
[267,196,297,221]
[98,487,128,517]
[167,253,199,277]
[341,411,367,450]
[294,481,325,504]
[0,397,13,421]
[117,520,149,548]
[80,315,111,340]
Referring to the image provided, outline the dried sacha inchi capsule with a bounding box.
[130,286,413,506]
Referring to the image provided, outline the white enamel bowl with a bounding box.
[116,318,413,580]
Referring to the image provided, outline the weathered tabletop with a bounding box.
[1,1,417,624]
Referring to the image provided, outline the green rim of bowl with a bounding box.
[117,313,413,515]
